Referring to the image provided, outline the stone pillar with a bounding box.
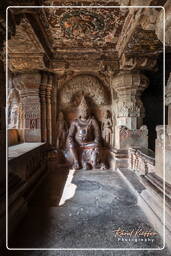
[51,76,57,146]
[156,73,171,185]
[155,0,171,186]
[112,71,149,149]
[40,73,48,142]
[46,74,53,144]
[19,72,42,142]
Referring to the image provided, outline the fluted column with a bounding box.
[51,76,57,146]
[40,73,48,142]
[46,74,53,144]
[112,71,149,149]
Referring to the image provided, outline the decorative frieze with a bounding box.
[120,54,158,71]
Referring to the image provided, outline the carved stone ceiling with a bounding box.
[43,7,128,51]
[6,0,164,72]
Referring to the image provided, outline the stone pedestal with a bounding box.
[112,71,149,150]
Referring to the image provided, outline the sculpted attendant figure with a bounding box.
[101,110,113,145]
[9,104,19,128]
[67,96,101,170]
[56,112,68,149]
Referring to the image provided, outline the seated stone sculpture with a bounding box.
[66,96,104,170]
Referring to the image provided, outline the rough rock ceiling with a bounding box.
[8,18,44,54]
[43,7,128,50]
[8,18,45,72]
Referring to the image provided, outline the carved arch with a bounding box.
[59,74,110,106]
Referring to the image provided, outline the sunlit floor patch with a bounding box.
[59,169,77,206]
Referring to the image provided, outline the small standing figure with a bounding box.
[101,110,113,145]
[9,104,19,128]
[56,112,68,149]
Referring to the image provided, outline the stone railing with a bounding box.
[1,142,50,237]
[8,143,49,181]
[128,147,155,175]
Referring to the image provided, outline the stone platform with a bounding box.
[7,168,171,255]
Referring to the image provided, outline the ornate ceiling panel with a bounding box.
[43,7,128,50]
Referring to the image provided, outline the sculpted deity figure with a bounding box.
[67,96,102,170]
[56,112,68,149]
[101,110,113,145]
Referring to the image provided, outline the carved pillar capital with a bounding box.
[112,71,149,96]
[112,71,148,129]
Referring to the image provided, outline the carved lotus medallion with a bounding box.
[60,10,105,40]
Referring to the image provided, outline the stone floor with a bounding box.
[8,166,171,256]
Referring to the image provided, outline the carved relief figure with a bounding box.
[8,88,20,129]
[56,112,68,149]
[66,96,103,170]
[9,104,19,128]
[101,110,113,145]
